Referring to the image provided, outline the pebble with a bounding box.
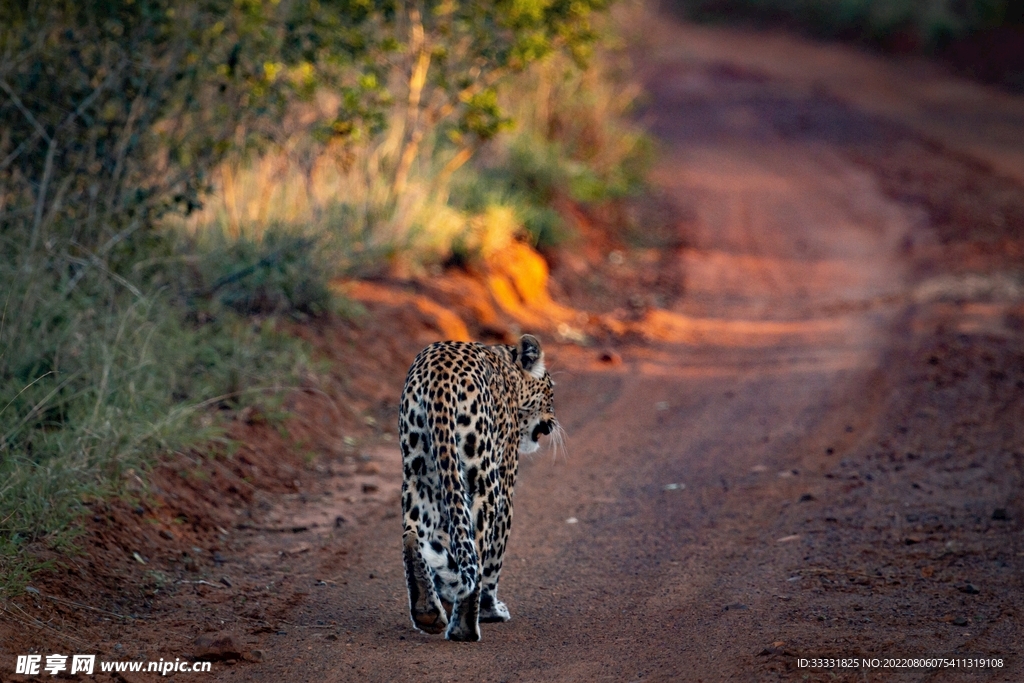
[193,633,242,661]
[357,462,381,475]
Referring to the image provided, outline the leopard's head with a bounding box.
[514,334,559,455]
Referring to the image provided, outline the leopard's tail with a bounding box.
[424,428,479,601]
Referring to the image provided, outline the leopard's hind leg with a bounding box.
[402,527,448,634]
[478,522,511,623]
[445,582,482,642]
[401,473,447,634]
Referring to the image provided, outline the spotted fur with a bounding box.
[399,334,557,641]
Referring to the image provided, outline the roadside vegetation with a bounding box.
[0,0,650,590]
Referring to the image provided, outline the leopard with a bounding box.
[399,334,559,642]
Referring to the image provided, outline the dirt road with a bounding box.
[200,14,1024,683]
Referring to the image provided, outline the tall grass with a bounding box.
[165,115,449,271]
[0,249,310,592]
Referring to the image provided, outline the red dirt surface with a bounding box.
[3,9,1024,683]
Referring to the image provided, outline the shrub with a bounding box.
[184,227,334,318]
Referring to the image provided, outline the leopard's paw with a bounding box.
[479,598,510,623]
[412,605,449,635]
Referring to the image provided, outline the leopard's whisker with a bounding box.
[548,421,568,463]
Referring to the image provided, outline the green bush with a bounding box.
[184,228,334,318]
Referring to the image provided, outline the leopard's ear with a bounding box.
[518,334,545,379]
